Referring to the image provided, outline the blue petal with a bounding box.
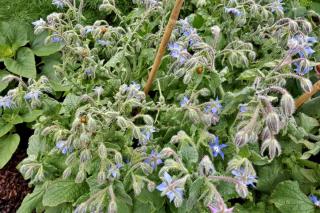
[166,191,175,202]
[163,172,172,183]
[156,183,167,192]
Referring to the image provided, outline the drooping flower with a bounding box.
[144,150,163,170]
[168,42,190,64]
[239,104,247,113]
[208,202,234,213]
[84,68,94,76]
[93,86,104,97]
[32,18,46,28]
[225,7,242,16]
[293,61,313,75]
[52,0,65,8]
[270,0,283,13]
[0,96,15,110]
[156,172,184,202]
[109,163,123,178]
[209,136,227,159]
[25,91,42,101]
[289,35,317,58]
[139,126,156,145]
[96,39,111,47]
[309,195,320,207]
[232,168,257,187]
[51,36,62,43]
[180,96,190,107]
[204,97,222,115]
[56,140,73,154]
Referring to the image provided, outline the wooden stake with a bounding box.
[143,0,184,95]
[295,80,320,108]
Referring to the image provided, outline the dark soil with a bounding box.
[0,143,32,213]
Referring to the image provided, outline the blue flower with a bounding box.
[32,18,46,28]
[139,127,156,145]
[168,42,189,64]
[96,39,111,47]
[180,96,190,107]
[232,168,257,187]
[0,96,15,109]
[109,163,123,178]
[52,0,65,8]
[309,195,320,207]
[204,97,222,115]
[56,140,73,154]
[225,7,242,16]
[51,36,62,43]
[293,62,313,75]
[156,172,184,202]
[209,136,227,159]
[271,0,283,13]
[25,91,42,101]
[239,104,247,113]
[290,35,317,58]
[84,68,93,76]
[144,150,163,170]
[130,81,141,90]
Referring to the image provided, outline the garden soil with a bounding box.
[0,144,32,213]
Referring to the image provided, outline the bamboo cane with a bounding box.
[143,0,184,95]
[295,80,320,108]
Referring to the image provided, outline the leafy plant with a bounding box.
[5,0,319,212]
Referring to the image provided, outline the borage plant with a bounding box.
[16,0,320,213]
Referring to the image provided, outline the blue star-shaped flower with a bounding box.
[204,97,222,115]
[232,168,257,187]
[144,150,163,170]
[309,195,320,207]
[293,62,313,76]
[156,172,184,202]
[209,136,227,159]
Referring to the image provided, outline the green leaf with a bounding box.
[237,68,265,81]
[186,177,204,210]
[298,113,319,133]
[179,142,198,164]
[299,96,320,119]
[257,160,288,193]
[59,94,81,114]
[4,47,36,78]
[0,22,28,50]
[105,51,124,68]
[270,181,314,213]
[0,122,14,138]
[42,180,89,207]
[31,32,64,56]
[21,110,43,122]
[0,134,20,169]
[0,70,10,92]
[17,185,45,213]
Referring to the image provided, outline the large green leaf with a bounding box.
[0,22,28,50]
[0,134,20,169]
[31,32,64,56]
[42,180,88,207]
[270,181,314,213]
[4,47,36,78]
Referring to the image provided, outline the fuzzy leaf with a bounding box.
[270,181,314,213]
[186,177,204,210]
[42,180,88,207]
[298,113,319,133]
[31,31,64,56]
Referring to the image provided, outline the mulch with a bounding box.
[0,145,32,213]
